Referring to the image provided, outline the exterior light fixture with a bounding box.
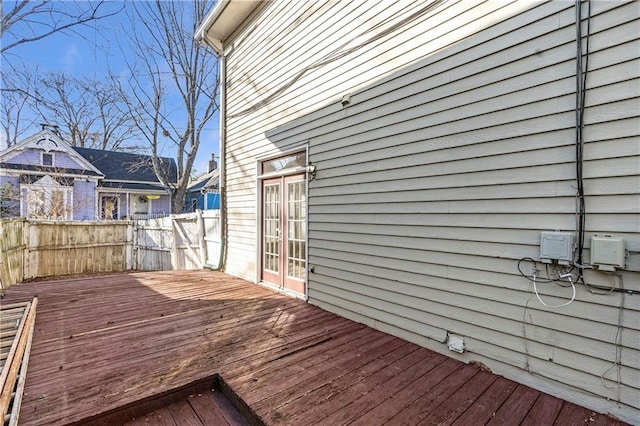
[306,163,317,181]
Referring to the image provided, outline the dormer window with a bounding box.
[42,152,54,166]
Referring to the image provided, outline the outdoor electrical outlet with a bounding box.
[447,333,465,354]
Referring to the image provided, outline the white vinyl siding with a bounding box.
[220,1,639,421]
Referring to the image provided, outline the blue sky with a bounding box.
[2,1,220,176]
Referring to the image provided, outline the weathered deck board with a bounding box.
[0,298,37,426]
[263,344,431,425]
[250,334,409,414]
[0,270,628,425]
[419,370,498,426]
[356,362,481,426]
[519,393,565,426]
[164,399,202,425]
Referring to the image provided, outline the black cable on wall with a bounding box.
[574,0,591,279]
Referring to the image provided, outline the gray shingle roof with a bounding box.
[73,147,178,184]
[187,169,219,193]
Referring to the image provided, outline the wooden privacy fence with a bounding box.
[0,210,221,291]
[134,210,221,271]
[0,219,25,289]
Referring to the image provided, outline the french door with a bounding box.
[261,174,306,295]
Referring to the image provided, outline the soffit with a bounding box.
[196,0,261,54]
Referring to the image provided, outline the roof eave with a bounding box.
[195,0,261,55]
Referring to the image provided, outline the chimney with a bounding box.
[41,123,61,136]
[208,153,217,172]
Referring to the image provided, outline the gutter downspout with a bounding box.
[204,53,226,271]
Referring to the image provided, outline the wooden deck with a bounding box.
[1,298,37,426]
[67,375,250,425]
[0,270,627,425]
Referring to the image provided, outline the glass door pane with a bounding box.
[286,179,306,281]
[283,174,306,294]
[261,171,306,296]
[262,181,280,278]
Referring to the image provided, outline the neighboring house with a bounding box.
[0,129,103,220]
[0,129,177,220]
[196,1,639,423]
[184,154,220,212]
[73,146,176,219]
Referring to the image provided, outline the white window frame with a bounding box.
[255,145,310,299]
[41,152,55,167]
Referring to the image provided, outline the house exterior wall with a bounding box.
[5,150,41,165]
[7,149,86,170]
[150,195,171,215]
[96,192,170,219]
[73,180,97,220]
[119,193,128,218]
[205,193,220,210]
[20,187,28,216]
[184,193,202,212]
[2,132,178,221]
[0,175,16,184]
[0,175,20,217]
[0,175,18,187]
[219,0,639,421]
[184,192,220,212]
[51,152,85,169]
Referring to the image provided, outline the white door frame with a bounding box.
[255,145,310,299]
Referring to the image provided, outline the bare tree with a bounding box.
[28,71,138,151]
[117,0,219,213]
[1,1,121,54]
[33,72,94,147]
[0,182,20,217]
[0,64,38,148]
[1,89,29,148]
[1,1,124,148]
[80,76,139,151]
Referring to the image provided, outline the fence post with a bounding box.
[128,221,135,271]
[22,219,30,281]
[196,209,207,269]
[170,217,178,270]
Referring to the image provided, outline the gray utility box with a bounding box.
[540,232,574,265]
[590,235,625,271]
